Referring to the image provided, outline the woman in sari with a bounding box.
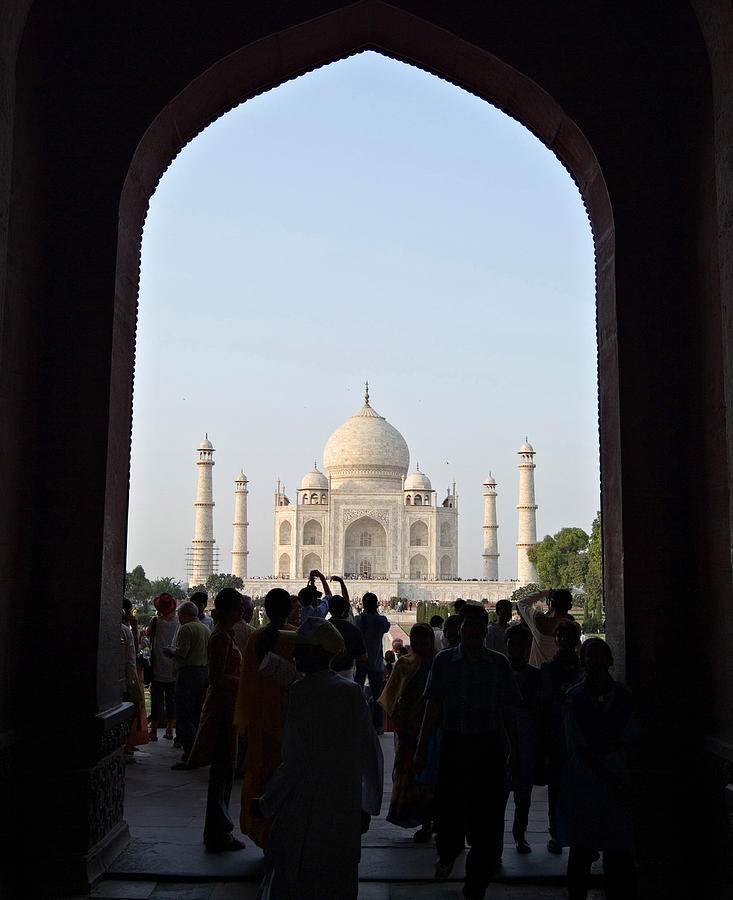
[123,599,149,753]
[234,588,296,850]
[378,621,436,842]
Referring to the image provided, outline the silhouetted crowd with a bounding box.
[121,578,635,900]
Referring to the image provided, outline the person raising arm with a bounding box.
[517,588,574,668]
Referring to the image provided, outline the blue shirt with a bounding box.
[299,598,329,625]
[424,645,521,735]
[353,612,391,670]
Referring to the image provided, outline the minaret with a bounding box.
[231,470,249,580]
[516,439,539,583]
[482,473,499,580]
[190,435,216,587]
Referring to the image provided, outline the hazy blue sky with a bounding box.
[127,50,598,585]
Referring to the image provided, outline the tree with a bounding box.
[148,576,186,604]
[583,512,603,632]
[188,584,207,598]
[509,582,540,603]
[527,527,590,589]
[124,565,150,604]
[204,573,244,596]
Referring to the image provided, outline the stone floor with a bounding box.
[71,735,604,899]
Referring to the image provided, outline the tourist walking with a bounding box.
[485,598,512,655]
[121,603,144,763]
[165,600,210,769]
[557,638,637,900]
[429,615,447,652]
[234,588,296,849]
[539,618,582,853]
[192,592,214,630]
[253,617,383,900]
[416,603,520,900]
[442,614,461,649]
[187,589,246,851]
[148,593,180,741]
[122,598,148,753]
[518,588,575,667]
[232,594,255,778]
[354,592,391,732]
[327,589,367,680]
[378,622,436,842]
[504,624,540,853]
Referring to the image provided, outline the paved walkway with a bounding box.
[76,736,603,899]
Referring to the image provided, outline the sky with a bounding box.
[126,50,599,585]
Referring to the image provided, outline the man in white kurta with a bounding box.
[256,619,384,900]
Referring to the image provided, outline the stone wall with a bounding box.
[243,577,524,606]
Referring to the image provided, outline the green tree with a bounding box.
[124,565,150,604]
[509,582,540,603]
[204,573,244,595]
[148,576,186,603]
[527,527,589,589]
[583,512,603,631]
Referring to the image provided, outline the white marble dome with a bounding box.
[198,437,214,451]
[519,440,534,453]
[405,468,432,491]
[323,395,409,490]
[300,466,329,491]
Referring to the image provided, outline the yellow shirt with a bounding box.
[172,618,210,668]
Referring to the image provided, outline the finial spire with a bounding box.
[314,459,318,471]
[364,380,370,405]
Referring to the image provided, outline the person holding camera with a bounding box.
[296,569,331,624]
[517,588,575,667]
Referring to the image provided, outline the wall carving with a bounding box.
[98,721,130,762]
[343,509,390,524]
[89,753,125,846]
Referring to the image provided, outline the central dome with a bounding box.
[323,391,409,490]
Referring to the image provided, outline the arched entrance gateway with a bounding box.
[344,516,388,579]
[2,2,733,896]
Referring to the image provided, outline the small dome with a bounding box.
[519,440,534,453]
[198,437,214,451]
[484,473,496,486]
[235,470,247,482]
[404,468,432,491]
[300,466,329,491]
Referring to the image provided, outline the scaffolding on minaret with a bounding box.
[185,545,221,586]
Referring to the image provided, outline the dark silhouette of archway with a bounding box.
[3,2,732,896]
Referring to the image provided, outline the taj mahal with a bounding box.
[189,385,540,604]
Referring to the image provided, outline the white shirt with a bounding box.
[260,670,383,899]
[484,621,510,656]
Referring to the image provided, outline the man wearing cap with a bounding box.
[254,617,383,900]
